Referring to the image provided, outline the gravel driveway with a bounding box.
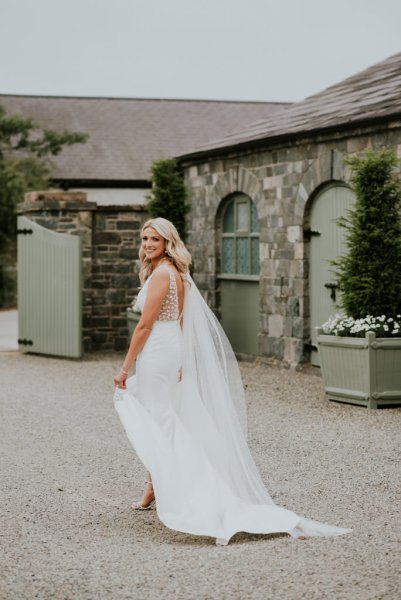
[1,352,400,600]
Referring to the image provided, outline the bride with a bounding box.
[113,217,352,546]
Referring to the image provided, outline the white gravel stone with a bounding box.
[1,353,400,600]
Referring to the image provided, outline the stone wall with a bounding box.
[182,123,401,365]
[90,206,146,351]
[17,191,148,352]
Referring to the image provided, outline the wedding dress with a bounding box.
[114,265,352,546]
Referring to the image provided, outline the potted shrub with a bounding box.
[316,149,401,409]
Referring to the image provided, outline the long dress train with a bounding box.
[114,265,352,545]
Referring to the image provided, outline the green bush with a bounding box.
[334,149,401,319]
[146,158,189,241]
[0,105,88,253]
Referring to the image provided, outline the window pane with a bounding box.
[222,238,235,273]
[236,238,249,274]
[251,202,259,232]
[236,202,249,231]
[223,202,234,233]
[251,237,260,274]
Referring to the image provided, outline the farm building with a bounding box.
[178,52,401,366]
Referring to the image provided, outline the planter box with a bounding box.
[127,307,141,338]
[316,328,401,409]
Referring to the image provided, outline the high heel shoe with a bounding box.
[131,481,155,510]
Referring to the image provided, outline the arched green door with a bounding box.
[218,194,260,355]
[309,184,355,365]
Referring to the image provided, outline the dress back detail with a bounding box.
[156,265,180,322]
[134,264,181,321]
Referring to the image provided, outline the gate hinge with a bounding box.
[18,338,33,346]
[303,228,321,241]
[17,228,33,235]
[324,282,339,302]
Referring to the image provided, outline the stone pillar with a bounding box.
[18,191,95,351]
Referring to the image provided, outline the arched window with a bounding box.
[221,193,260,276]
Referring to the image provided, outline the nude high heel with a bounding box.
[131,481,155,510]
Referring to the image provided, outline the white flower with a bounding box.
[321,313,401,338]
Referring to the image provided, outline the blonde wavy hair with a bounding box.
[139,217,192,284]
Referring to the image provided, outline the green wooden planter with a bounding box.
[316,328,401,409]
[127,307,141,338]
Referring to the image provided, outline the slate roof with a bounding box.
[179,52,401,160]
[0,95,288,182]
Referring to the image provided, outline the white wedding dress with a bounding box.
[114,265,352,545]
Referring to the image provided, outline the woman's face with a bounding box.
[141,226,166,262]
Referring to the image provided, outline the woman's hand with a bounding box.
[114,370,127,389]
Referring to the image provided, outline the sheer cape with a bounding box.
[180,273,276,505]
[179,273,352,543]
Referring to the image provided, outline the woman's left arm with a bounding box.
[114,270,170,388]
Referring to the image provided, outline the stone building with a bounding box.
[178,52,401,366]
[3,95,287,350]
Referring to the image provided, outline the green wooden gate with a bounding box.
[17,216,82,358]
[309,185,355,366]
[218,194,260,355]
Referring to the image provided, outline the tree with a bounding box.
[146,158,189,241]
[0,104,89,305]
[334,148,401,319]
[0,105,89,250]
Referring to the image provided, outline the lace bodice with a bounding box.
[134,265,181,321]
[157,266,180,321]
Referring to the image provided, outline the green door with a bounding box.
[17,216,82,358]
[218,194,260,355]
[309,185,355,365]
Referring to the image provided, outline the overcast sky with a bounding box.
[1,0,400,103]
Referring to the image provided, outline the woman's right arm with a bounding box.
[114,270,170,388]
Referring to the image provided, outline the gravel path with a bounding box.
[1,352,400,600]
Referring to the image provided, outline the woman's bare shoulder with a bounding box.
[147,267,170,289]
